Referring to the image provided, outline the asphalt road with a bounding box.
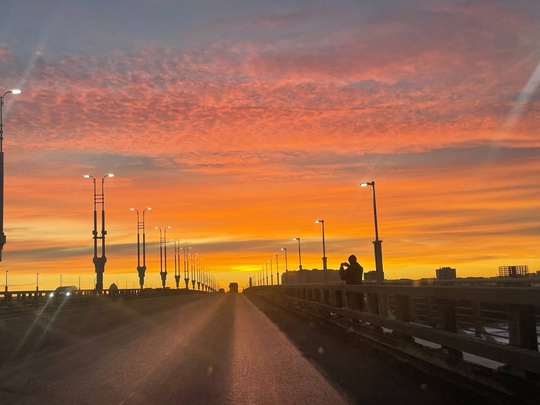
[0,294,350,404]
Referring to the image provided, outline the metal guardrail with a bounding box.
[248,284,540,377]
[0,288,139,302]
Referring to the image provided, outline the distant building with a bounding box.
[436,267,457,280]
[498,265,528,278]
[363,270,378,282]
[281,269,342,285]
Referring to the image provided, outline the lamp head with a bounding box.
[11,89,21,95]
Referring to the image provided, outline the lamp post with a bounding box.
[181,246,191,289]
[173,239,181,289]
[293,238,302,271]
[4,269,8,292]
[193,253,200,290]
[84,173,114,293]
[281,247,288,285]
[0,89,21,262]
[315,220,328,284]
[268,259,273,285]
[36,273,39,292]
[360,181,384,284]
[281,248,288,272]
[293,237,302,284]
[274,254,279,285]
[155,226,171,288]
[60,274,63,287]
[131,207,151,289]
[189,253,196,289]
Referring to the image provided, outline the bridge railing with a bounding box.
[248,284,540,377]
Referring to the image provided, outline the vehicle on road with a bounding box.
[229,283,238,293]
[218,288,225,293]
[49,286,78,300]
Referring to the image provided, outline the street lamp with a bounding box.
[189,253,196,289]
[36,273,40,292]
[172,239,181,289]
[4,269,8,292]
[315,220,328,284]
[281,247,288,285]
[181,246,191,289]
[293,237,302,270]
[274,254,279,285]
[281,248,288,272]
[155,226,171,288]
[0,89,21,261]
[360,181,384,284]
[131,207,151,289]
[268,259,273,285]
[84,173,114,293]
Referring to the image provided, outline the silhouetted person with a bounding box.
[339,255,363,310]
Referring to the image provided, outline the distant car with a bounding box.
[218,288,225,293]
[49,286,78,300]
[229,283,239,293]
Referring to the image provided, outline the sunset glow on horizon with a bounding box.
[1,0,539,290]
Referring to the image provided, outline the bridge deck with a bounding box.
[0,293,518,404]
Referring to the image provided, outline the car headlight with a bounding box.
[66,292,71,296]
[49,292,54,298]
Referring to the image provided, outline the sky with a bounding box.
[1,0,540,291]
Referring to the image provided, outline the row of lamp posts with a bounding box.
[1,88,381,293]
[256,182,383,286]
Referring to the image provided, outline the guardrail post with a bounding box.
[472,301,487,339]
[508,304,538,351]
[307,289,313,301]
[437,299,457,333]
[393,295,414,341]
[334,290,343,308]
[314,289,322,303]
[366,293,379,316]
[322,289,330,305]
[395,295,410,322]
[436,298,462,358]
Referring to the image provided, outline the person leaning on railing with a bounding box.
[339,255,364,310]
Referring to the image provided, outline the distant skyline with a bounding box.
[1,0,540,290]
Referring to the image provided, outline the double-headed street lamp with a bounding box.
[181,246,191,289]
[0,89,21,261]
[84,173,114,293]
[131,207,151,289]
[315,219,328,284]
[155,226,171,288]
[172,239,182,289]
[360,181,384,284]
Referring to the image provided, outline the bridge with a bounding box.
[0,282,538,404]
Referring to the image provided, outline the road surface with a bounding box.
[0,294,350,404]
